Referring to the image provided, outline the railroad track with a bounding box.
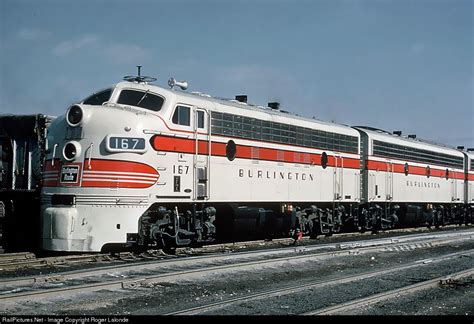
[1,228,473,288]
[0,252,35,263]
[0,253,118,271]
[0,229,472,304]
[302,267,474,315]
[0,226,472,273]
[0,224,471,273]
[0,225,470,272]
[165,250,474,315]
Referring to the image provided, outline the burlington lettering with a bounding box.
[238,169,314,181]
[406,180,441,189]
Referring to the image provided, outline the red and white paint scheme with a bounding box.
[356,127,465,204]
[464,151,474,205]
[40,72,473,252]
[352,127,470,228]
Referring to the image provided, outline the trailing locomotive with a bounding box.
[355,127,468,229]
[3,69,472,253]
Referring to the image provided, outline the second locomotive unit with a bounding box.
[39,70,473,252]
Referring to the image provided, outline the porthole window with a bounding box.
[321,152,328,169]
[426,166,430,178]
[445,169,449,180]
[404,163,409,176]
[226,140,236,161]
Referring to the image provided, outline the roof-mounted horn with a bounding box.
[168,77,188,90]
[123,65,157,83]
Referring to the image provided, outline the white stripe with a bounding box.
[83,174,158,181]
[84,170,158,177]
[82,178,156,184]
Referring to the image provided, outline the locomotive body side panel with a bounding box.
[357,128,465,204]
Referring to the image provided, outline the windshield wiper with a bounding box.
[136,90,149,107]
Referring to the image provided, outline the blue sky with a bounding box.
[1,0,472,148]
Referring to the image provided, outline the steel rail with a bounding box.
[0,225,470,271]
[303,267,474,315]
[165,250,474,315]
[0,227,472,273]
[0,253,127,271]
[0,230,472,289]
[0,252,35,263]
[0,235,472,304]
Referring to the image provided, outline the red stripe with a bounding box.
[468,174,474,181]
[80,180,155,188]
[366,160,465,179]
[151,135,360,169]
[85,159,158,174]
[81,159,159,188]
[43,159,159,189]
[42,160,60,187]
[44,159,61,172]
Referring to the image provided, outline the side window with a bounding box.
[172,106,191,126]
[197,111,205,129]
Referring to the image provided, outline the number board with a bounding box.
[106,136,147,153]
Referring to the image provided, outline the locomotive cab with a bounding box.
[40,78,178,252]
[40,72,220,252]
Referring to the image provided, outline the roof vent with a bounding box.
[235,95,247,103]
[408,134,417,139]
[393,131,402,136]
[467,148,474,152]
[268,102,280,110]
[457,146,465,150]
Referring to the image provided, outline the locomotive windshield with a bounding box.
[83,89,112,105]
[117,89,164,112]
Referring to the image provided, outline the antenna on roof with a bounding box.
[123,65,157,83]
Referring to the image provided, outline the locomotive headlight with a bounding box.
[63,141,81,161]
[66,105,83,126]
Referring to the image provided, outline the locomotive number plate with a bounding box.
[106,136,147,153]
